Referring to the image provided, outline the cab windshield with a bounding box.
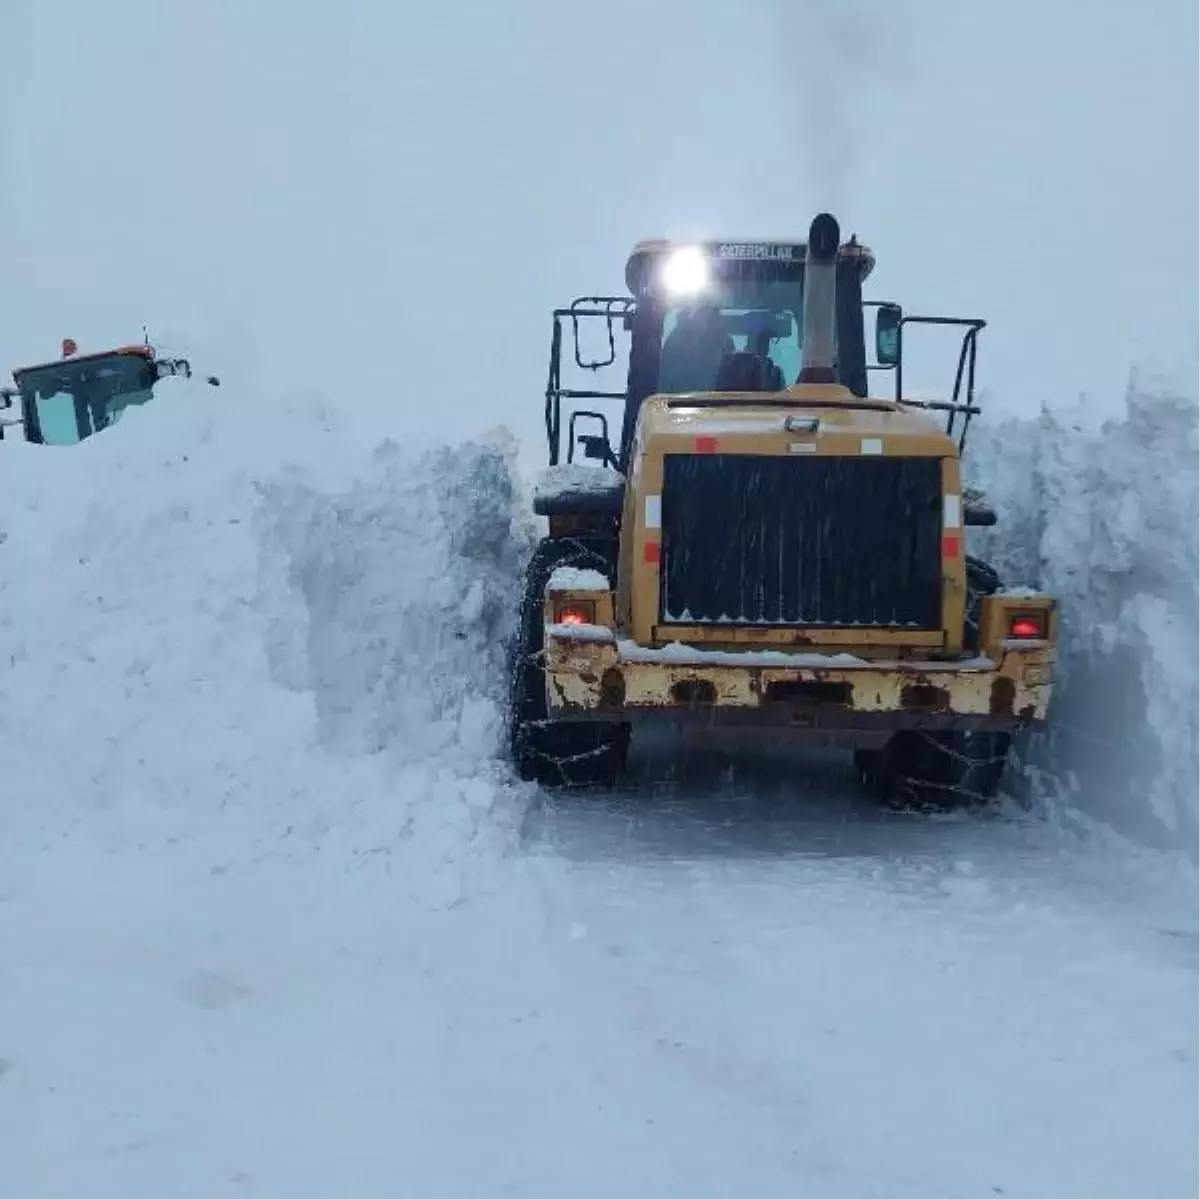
[659,276,805,393]
[18,353,156,445]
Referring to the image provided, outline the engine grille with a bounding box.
[660,454,943,628]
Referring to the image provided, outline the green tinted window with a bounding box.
[106,388,154,425]
[33,391,86,445]
[18,353,156,444]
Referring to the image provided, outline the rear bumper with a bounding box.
[543,627,1054,736]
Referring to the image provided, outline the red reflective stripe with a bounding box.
[942,533,961,557]
[695,436,718,454]
[643,541,661,565]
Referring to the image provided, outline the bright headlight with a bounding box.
[660,246,709,295]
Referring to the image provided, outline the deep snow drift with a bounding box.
[966,373,1199,860]
[0,391,534,902]
[0,384,1195,1199]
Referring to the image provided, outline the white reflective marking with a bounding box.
[861,438,884,456]
[788,441,818,453]
[644,494,662,529]
[944,493,962,528]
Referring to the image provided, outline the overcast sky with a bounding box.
[1,0,1195,452]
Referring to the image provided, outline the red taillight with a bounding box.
[1009,614,1045,639]
[554,600,594,626]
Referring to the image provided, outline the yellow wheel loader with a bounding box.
[508,213,1057,806]
[1,338,218,445]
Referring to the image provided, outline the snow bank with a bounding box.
[0,385,535,906]
[0,379,1194,1200]
[546,566,610,592]
[533,462,625,513]
[966,372,1199,860]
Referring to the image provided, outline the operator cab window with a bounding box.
[31,389,85,445]
[20,354,156,444]
[656,277,812,394]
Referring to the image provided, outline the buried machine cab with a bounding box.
[0,338,218,445]
[508,213,1059,804]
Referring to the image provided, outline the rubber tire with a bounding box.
[964,555,1002,655]
[853,555,1010,807]
[853,748,886,792]
[868,729,1014,811]
[507,535,630,788]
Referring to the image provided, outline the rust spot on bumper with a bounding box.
[542,633,1054,731]
[765,679,852,706]
[599,667,626,707]
[671,678,716,705]
[901,682,951,712]
[990,676,1016,716]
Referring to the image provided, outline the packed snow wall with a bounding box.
[1,374,1194,869]
[966,374,1199,859]
[0,391,536,903]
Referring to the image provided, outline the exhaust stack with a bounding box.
[797,212,840,384]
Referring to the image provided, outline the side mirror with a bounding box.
[577,433,615,468]
[875,303,902,366]
[963,487,996,526]
[0,387,15,410]
[206,376,221,387]
[567,409,616,468]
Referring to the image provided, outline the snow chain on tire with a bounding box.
[507,535,630,788]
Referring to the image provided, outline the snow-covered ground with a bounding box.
[0,383,1195,1198]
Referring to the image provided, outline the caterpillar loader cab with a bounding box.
[510,213,1057,805]
[1,338,219,445]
